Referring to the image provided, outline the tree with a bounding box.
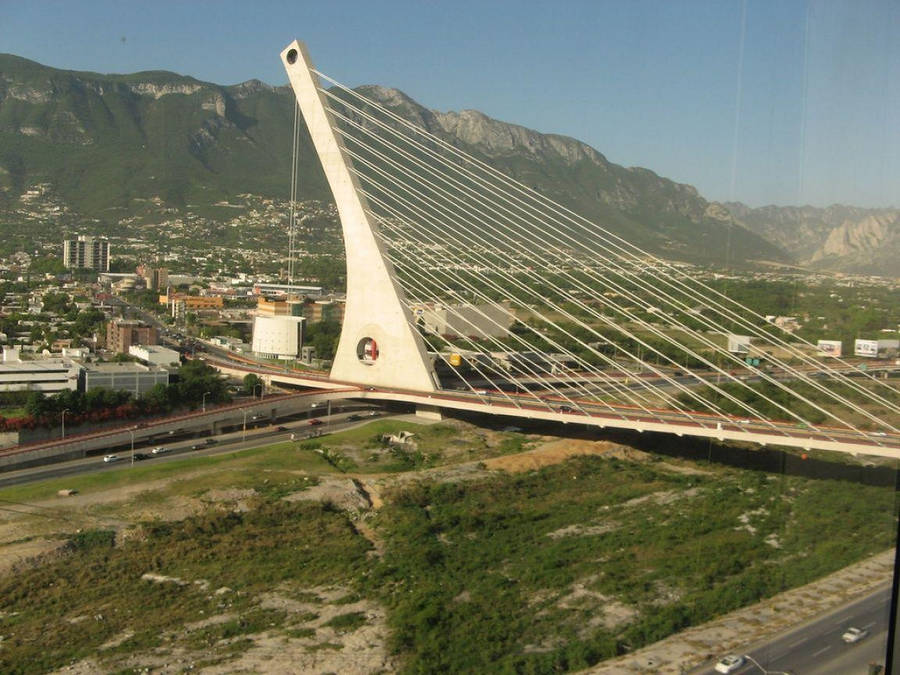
[175,359,230,408]
[305,320,342,360]
[24,391,50,419]
[242,373,262,396]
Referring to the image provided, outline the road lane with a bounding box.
[694,586,891,674]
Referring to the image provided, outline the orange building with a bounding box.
[257,297,304,317]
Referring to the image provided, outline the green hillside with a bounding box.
[0,54,789,267]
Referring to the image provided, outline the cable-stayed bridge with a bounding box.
[274,40,900,459]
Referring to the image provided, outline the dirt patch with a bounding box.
[0,538,67,576]
[483,438,623,473]
[546,522,618,539]
[204,587,394,675]
[617,487,701,510]
[201,488,258,503]
[358,480,383,509]
[557,581,639,633]
[99,629,134,650]
[284,477,372,513]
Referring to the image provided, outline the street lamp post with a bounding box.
[741,653,792,675]
[61,408,70,440]
[242,409,248,442]
[202,391,211,413]
[129,427,136,466]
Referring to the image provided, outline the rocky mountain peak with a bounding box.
[811,213,896,261]
[127,81,203,99]
[229,79,275,98]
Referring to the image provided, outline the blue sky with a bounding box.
[2,0,897,208]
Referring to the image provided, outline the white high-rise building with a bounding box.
[63,235,110,271]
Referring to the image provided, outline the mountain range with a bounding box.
[0,53,896,276]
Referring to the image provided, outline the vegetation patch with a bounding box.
[364,455,896,672]
[0,501,371,673]
[323,610,368,633]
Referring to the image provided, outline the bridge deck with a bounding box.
[204,357,900,460]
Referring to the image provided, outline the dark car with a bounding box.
[347,414,362,421]
[276,425,288,431]
[204,438,217,445]
[133,452,150,461]
[308,418,323,426]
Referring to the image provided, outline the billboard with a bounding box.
[817,339,842,357]
[727,334,752,354]
[854,339,878,358]
[878,339,899,352]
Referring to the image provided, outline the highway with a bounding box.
[0,407,379,490]
[693,585,891,674]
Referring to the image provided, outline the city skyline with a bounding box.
[2,0,898,209]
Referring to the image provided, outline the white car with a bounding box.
[102,454,120,463]
[151,446,170,455]
[842,627,868,643]
[714,655,745,673]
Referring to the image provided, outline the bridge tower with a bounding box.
[280,41,438,392]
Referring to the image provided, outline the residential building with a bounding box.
[137,265,169,291]
[106,319,158,354]
[63,235,110,271]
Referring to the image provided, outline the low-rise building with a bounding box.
[257,297,304,317]
[0,348,80,393]
[160,292,224,318]
[302,299,345,324]
[128,344,181,367]
[209,336,251,353]
[254,282,323,298]
[79,362,169,397]
[412,301,513,339]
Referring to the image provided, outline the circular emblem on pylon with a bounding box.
[356,337,379,364]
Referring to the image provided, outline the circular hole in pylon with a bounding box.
[356,337,379,364]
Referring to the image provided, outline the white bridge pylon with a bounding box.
[278,39,899,456]
[280,41,438,392]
